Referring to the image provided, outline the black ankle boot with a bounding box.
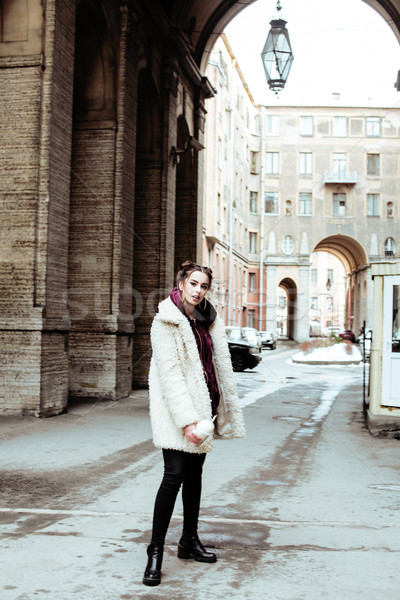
[143,543,163,586]
[177,533,217,563]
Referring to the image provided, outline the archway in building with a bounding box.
[278,278,297,340]
[312,235,369,336]
[181,0,400,71]
[313,235,368,274]
[309,251,346,337]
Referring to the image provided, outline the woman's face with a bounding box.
[179,270,210,309]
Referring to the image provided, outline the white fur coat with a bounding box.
[148,297,245,454]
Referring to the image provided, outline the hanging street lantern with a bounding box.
[261,1,294,93]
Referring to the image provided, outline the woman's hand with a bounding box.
[184,423,202,445]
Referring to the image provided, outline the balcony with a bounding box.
[323,170,358,185]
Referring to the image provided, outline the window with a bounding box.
[250,151,258,173]
[266,115,280,136]
[327,269,334,284]
[332,116,347,137]
[249,273,256,292]
[387,201,394,218]
[310,297,318,310]
[250,191,258,213]
[285,200,292,216]
[265,192,278,214]
[333,193,346,216]
[367,193,380,216]
[282,235,294,255]
[266,152,279,174]
[385,237,396,256]
[248,309,255,328]
[311,269,318,284]
[299,116,313,136]
[333,153,346,177]
[249,232,257,253]
[366,117,380,137]
[299,152,312,175]
[299,192,312,215]
[217,138,222,169]
[367,153,380,176]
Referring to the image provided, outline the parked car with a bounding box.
[339,329,357,343]
[259,331,276,349]
[241,327,263,350]
[225,326,262,372]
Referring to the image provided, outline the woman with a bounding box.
[143,261,245,586]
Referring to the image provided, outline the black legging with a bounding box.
[150,449,206,545]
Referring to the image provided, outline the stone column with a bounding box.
[295,263,311,342]
[265,264,277,333]
[112,3,139,396]
[365,266,374,329]
[0,0,75,415]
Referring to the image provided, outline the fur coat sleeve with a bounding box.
[148,297,245,454]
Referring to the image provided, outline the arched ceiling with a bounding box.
[313,235,368,274]
[279,277,297,295]
[159,0,400,69]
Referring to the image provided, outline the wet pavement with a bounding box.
[1,342,399,599]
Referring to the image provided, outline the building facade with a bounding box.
[203,39,400,342]
[203,35,264,328]
[261,103,400,341]
[2,0,400,415]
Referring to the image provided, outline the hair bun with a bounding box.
[179,260,195,269]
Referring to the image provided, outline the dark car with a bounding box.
[260,331,276,350]
[225,326,262,372]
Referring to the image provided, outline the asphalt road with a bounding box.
[0,342,399,599]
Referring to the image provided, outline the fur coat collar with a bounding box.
[148,297,245,454]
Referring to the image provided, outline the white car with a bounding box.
[260,331,276,349]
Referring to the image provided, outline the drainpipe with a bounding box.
[227,63,235,326]
[259,106,265,330]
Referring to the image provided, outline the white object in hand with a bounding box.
[194,417,216,441]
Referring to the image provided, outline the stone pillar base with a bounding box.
[68,332,133,401]
[0,330,68,417]
[367,409,400,438]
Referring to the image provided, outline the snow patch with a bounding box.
[292,343,362,364]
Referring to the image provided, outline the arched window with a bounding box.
[282,235,294,255]
[384,237,396,256]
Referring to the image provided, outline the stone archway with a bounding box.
[279,277,297,340]
[313,235,368,273]
[312,235,370,334]
[156,1,400,72]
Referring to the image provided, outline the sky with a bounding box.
[224,0,400,107]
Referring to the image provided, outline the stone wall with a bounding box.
[0,0,212,414]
